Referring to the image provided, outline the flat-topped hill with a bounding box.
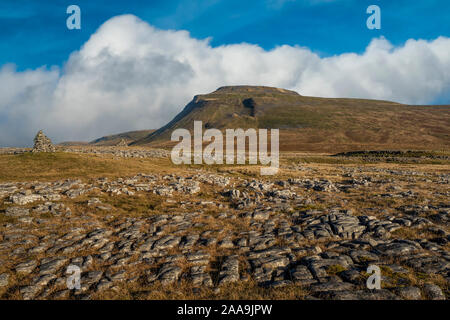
[128,86,449,152]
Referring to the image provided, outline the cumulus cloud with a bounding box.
[0,14,449,147]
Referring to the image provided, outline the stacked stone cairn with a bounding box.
[116,139,128,147]
[32,130,56,153]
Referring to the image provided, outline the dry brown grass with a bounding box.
[0,152,175,182]
[1,150,448,183]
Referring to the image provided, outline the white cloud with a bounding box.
[0,14,449,147]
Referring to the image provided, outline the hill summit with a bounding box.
[213,85,300,96]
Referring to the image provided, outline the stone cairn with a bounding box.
[116,139,128,147]
[32,130,56,153]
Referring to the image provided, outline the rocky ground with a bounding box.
[0,146,169,158]
[0,150,448,300]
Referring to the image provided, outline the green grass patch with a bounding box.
[326,264,347,275]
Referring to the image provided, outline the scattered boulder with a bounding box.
[4,206,30,217]
[423,284,446,300]
[0,273,9,287]
[396,286,422,300]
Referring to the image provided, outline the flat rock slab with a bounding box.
[310,281,355,293]
[4,207,30,217]
[375,241,419,256]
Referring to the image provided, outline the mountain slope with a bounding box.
[131,86,450,152]
[90,130,155,146]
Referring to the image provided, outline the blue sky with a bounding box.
[1,0,449,70]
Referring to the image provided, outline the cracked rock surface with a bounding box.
[0,157,448,300]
